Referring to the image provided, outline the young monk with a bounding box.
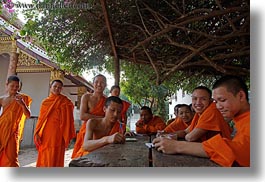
[166,104,180,126]
[82,96,125,153]
[153,75,250,167]
[170,86,232,142]
[72,74,107,158]
[0,75,31,167]
[34,79,76,167]
[164,104,194,133]
[110,85,131,126]
[135,106,166,134]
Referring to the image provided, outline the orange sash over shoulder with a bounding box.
[0,95,31,167]
[136,116,166,134]
[18,94,32,143]
[188,102,232,141]
[203,111,250,167]
[71,96,106,159]
[121,100,130,123]
[164,117,189,133]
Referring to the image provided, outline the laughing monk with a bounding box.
[71,74,107,158]
[34,79,76,167]
[0,75,31,167]
[171,86,232,142]
[153,75,250,167]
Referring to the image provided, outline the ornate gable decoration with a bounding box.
[17,51,52,73]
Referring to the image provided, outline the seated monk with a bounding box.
[0,75,31,167]
[171,86,232,142]
[82,96,125,154]
[153,75,250,167]
[110,85,131,126]
[164,104,194,133]
[166,104,180,125]
[135,106,166,134]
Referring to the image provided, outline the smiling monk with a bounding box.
[34,79,75,167]
[0,75,31,167]
[71,74,107,159]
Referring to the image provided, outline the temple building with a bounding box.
[0,8,93,148]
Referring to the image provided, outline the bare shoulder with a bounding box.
[0,95,6,105]
[82,92,92,100]
[87,118,103,129]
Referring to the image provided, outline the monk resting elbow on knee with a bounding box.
[82,96,125,153]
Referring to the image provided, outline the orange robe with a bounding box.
[121,100,130,124]
[34,94,75,167]
[203,111,250,167]
[188,102,232,142]
[164,117,189,133]
[0,94,31,167]
[71,96,106,159]
[78,121,121,157]
[18,94,32,144]
[136,116,166,134]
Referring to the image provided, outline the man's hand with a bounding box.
[34,134,42,150]
[152,137,178,154]
[108,132,125,144]
[135,120,144,127]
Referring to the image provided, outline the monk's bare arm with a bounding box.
[82,120,108,152]
[83,120,124,151]
[152,137,208,158]
[175,127,189,139]
[185,128,207,142]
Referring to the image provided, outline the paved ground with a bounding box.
[18,144,74,167]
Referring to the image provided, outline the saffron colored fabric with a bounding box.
[188,102,232,142]
[164,117,189,133]
[136,116,166,134]
[0,94,31,167]
[203,111,250,167]
[34,94,75,167]
[71,96,106,159]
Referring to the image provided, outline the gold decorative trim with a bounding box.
[50,69,65,83]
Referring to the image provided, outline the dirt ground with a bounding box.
[18,143,74,167]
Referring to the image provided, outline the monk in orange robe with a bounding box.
[0,75,31,167]
[34,80,75,167]
[153,75,250,167]
[164,104,193,133]
[82,96,125,154]
[172,86,232,142]
[110,85,131,125]
[72,74,107,159]
[135,106,166,134]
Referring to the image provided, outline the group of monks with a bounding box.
[0,74,250,167]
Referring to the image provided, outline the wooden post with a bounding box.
[6,40,19,78]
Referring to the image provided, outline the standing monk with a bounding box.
[34,79,76,167]
[153,75,250,167]
[71,74,107,158]
[0,75,31,167]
